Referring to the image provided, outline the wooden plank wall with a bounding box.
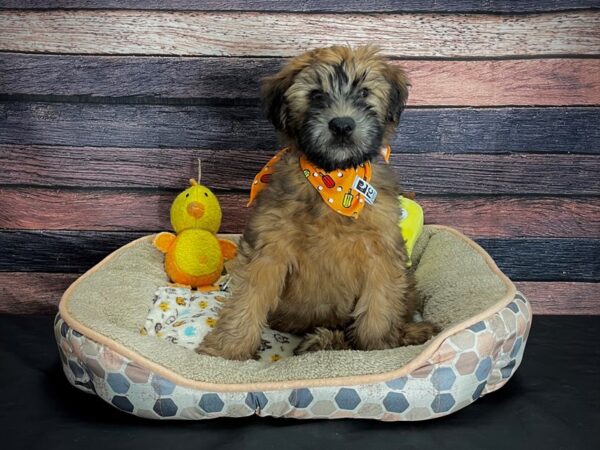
[0,1,598,315]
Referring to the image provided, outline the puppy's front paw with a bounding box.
[195,342,256,361]
[195,341,224,358]
[195,332,257,361]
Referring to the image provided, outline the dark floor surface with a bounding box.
[0,314,598,450]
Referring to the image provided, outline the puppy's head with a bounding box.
[262,45,409,172]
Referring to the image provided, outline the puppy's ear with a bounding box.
[261,51,316,132]
[383,64,410,126]
[261,71,293,132]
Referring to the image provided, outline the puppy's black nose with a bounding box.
[329,117,356,137]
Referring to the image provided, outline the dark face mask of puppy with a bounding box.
[262,45,409,172]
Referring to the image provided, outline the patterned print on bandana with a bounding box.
[248,146,390,219]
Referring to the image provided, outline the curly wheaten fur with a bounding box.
[197,46,438,360]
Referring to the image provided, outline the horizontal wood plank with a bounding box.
[1,188,599,238]
[1,103,598,153]
[1,11,599,57]
[515,282,599,315]
[1,274,597,315]
[1,145,598,195]
[0,231,597,281]
[476,237,599,282]
[2,55,600,107]
[404,59,600,107]
[2,1,597,13]
[0,54,281,103]
[0,272,78,314]
[419,197,600,239]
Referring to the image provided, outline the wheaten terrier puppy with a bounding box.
[198,45,438,360]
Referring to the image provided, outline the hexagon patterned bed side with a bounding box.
[54,292,532,421]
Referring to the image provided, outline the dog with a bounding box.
[197,45,438,360]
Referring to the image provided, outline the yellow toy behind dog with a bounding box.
[153,178,237,290]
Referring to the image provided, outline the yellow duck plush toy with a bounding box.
[153,179,237,290]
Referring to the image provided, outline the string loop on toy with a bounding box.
[197,158,202,184]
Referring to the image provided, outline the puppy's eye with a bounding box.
[360,88,370,98]
[310,90,326,101]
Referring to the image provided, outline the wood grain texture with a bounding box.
[515,282,600,315]
[0,5,598,317]
[1,10,599,57]
[2,145,598,195]
[405,59,600,107]
[1,188,599,239]
[420,197,600,239]
[476,237,599,281]
[3,55,600,107]
[1,274,596,315]
[0,231,597,281]
[2,103,598,154]
[0,272,78,314]
[2,1,598,13]
[0,231,141,274]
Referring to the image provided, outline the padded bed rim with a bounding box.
[58,224,517,392]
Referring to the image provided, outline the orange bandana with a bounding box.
[248,146,391,219]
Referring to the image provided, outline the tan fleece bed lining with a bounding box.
[59,225,516,391]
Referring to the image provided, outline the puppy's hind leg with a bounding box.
[398,286,439,346]
[399,321,440,346]
[294,328,351,355]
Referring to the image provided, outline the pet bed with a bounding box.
[55,225,531,421]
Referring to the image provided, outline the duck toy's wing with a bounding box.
[218,239,238,261]
[153,232,177,254]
